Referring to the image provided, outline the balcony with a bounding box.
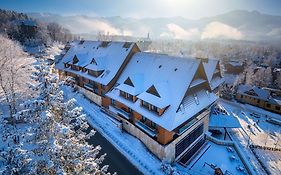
[177,110,209,135]
[136,121,157,137]
[109,105,131,120]
[84,83,94,91]
[84,83,98,94]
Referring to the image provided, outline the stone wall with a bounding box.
[118,110,210,163]
[78,86,102,106]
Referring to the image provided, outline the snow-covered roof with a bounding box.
[209,104,241,128]
[237,85,270,101]
[106,52,218,131]
[268,98,281,105]
[55,41,138,85]
[203,59,224,90]
[228,60,243,67]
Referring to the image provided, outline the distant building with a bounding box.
[236,85,281,114]
[224,60,244,74]
[136,33,152,51]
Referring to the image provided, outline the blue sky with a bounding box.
[1,0,281,19]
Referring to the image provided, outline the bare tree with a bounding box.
[0,35,33,119]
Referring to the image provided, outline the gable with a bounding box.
[73,55,79,64]
[189,62,208,89]
[90,58,97,65]
[245,89,258,97]
[146,85,161,98]
[124,77,134,87]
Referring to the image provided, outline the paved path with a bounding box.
[86,126,143,175]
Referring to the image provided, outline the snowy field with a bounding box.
[214,99,281,174]
[178,142,248,175]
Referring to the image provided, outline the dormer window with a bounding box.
[141,100,163,116]
[82,68,88,72]
[64,63,70,68]
[120,90,135,102]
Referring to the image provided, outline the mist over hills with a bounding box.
[28,10,281,41]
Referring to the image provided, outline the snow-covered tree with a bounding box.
[1,57,111,174]
[0,35,33,119]
[274,75,281,89]
[29,58,110,174]
[245,67,255,85]
[253,67,272,87]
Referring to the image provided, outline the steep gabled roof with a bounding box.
[203,59,224,90]
[107,52,218,131]
[237,85,270,100]
[55,41,139,85]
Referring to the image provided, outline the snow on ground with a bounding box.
[61,84,266,175]
[177,142,248,175]
[215,99,281,174]
[219,99,281,148]
[254,148,281,175]
[44,42,64,60]
[61,85,164,175]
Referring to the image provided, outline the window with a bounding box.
[151,105,158,113]
[151,121,157,129]
[241,95,244,98]
[142,101,149,108]
[128,108,132,113]
[175,124,204,157]
[127,93,134,101]
[267,103,271,108]
[120,91,126,98]
[64,63,70,68]
[257,99,260,103]
[276,106,280,110]
[82,68,87,72]
[141,116,146,122]
[111,99,116,105]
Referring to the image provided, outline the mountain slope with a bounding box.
[28,10,281,41]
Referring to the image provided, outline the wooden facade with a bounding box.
[236,87,281,114]
[56,41,223,163]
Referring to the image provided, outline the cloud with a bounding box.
[266,28,281,38]
[160,23,200,39]
[64,16,133,36]
[201,21,243,40]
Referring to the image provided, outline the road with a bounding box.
[86,125,143,175]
